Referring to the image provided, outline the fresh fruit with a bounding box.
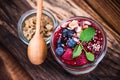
[62,48,73,60]
[57,43,65,48]
[56,47,64,55]
[67,30,74,38]
[62,28,68,37]
[67,38,76,48]
[57,38,62,44]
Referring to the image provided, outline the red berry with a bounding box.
[62,48,73,60]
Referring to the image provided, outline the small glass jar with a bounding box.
[18,9,58,45]
[50,16,107,75]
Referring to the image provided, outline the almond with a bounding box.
[45,24,53,31]
[69,20,79,30]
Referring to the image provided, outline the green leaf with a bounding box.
[86,52,95,61]
[72,44,83,58]
[80,27,95,42]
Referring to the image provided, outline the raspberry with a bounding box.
[62,48,73,60]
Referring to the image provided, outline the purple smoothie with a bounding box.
[53,19,103,66]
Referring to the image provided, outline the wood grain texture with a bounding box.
[0,58,12,80]
[0,0,120,80]
[86,0,120,35]
[0,44,32,80]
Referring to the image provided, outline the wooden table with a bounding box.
[0,0,120,80]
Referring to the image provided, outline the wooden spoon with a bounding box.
[27,0,47,65]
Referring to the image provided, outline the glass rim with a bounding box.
[50,16,107,69]
[18,9,58,45]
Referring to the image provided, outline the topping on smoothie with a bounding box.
[86,52,94,61]
[72,44,83,59]
[68,20,79,30]
[80,27,95,42]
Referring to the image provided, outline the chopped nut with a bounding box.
[22,14,54,41]
[69,20,79,30]
[45,32,52,37]
[45,24,53,31]
[44,28,48,32]
[25,20,30,25]
[75,26,82,32]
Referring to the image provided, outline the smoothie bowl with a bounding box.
[18,9,58,45]
[50,16,107,75]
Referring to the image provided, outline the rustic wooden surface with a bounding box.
[0,0,120,80]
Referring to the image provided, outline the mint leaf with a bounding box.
[86,52,95,61]
[80,27,95,42]
[72,45,83,58]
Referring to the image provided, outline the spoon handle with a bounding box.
[36,0,43,34]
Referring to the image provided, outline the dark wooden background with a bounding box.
[0,0,120,80]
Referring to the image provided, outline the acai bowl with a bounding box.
[50,16,107,75]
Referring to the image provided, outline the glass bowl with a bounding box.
[18,9,58,45]
[50,16,107,75]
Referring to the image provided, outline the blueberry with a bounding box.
[67,38,76,48]
[67,30,74,38]
[57,43,65,47]
[62,29,68,37]
[57,38,62,44]
[57,38,65,47]
[56,47,64,55]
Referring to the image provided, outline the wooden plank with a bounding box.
[0,0,120,80]
[85,0,120,35]
[0,58,12,80]
[0,44,32,80]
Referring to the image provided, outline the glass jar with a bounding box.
[50,16,107,75]
[18,9,58,45]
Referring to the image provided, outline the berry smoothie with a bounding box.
[50,17,107,75]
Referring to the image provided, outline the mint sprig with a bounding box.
[80,27,95,61]
[80,27,95,42]
[72,44,83,58]
[72,27,95,61]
